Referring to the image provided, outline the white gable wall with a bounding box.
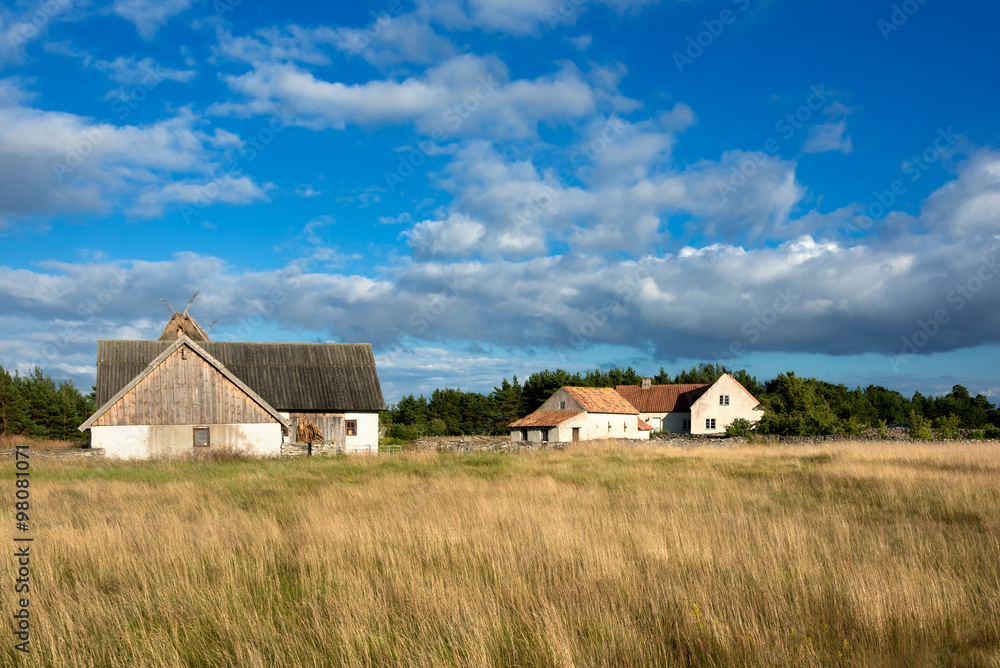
[537,388,586,412]
[689,375,761,435]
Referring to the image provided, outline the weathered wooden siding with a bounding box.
[288,413,345,447]
[93,346,276,427]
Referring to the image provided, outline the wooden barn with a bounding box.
[79,323,385,459]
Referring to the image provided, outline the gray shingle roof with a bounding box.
[96,340,385,412]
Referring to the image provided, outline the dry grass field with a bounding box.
[3,440,1000,667]
[0,434,84,450]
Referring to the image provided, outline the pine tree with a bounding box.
[0,367,30,435]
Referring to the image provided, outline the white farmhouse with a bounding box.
[616,374,761,435]
[510,386,653,444]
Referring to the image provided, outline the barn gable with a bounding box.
[81,337,288,430]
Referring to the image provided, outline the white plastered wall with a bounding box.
[91,423,282,459]
[344,412,379,453]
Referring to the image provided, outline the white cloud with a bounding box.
[294,185,322,198]
[112,0,195,40]
[333,13,455,67]
[803,119,853,154]
[566,34,592,50]
[0,80,269,223]
[417,0,659,36]
[404,213,487,258]
[414,136,807,257]
[214,54,608,138]
[921,149,1000,239]
[95,56,196,86]
[213,25,341,66]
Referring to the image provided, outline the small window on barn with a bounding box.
[346,420,358,437]
[720,395,730,406]
[706,418,716,430]
[193,427,210,447]
[560,400,566,410]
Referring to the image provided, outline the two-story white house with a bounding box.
[616,374,761,435]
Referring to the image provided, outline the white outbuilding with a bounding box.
[510,386,653,444]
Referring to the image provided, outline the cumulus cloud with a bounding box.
[213,54,609,138]
[0,79,270,224]
[2,217,997,394]
[3,144,1000,393]
[404,213,487,258]
[394,127,807,257]
[921,149,1000,239]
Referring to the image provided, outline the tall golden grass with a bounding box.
[0,434,83,450]
[3,440,1000,666]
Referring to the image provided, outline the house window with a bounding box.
[706,419,716,430]
[652,417,661,431]
[683,419,690,431]
[542,429,550,442]
[720,395,730,406]
[193,427,210,447]
[559,400,566,410]
[521,429,528,441]
[346,420,358,437]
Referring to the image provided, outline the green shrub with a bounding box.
[935,414,961,440]
[877,420,887,438]
[838,418,864,436]
[725,418,755,437]
[428,418,448,436]
[908,411,933,440]
[386,423,423,442]
[984,424,1000,440]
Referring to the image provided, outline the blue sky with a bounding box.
[1,0,998,404]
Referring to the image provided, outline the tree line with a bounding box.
[382,363,1000,441]
[2,361,996,443]
[0,365,95,441]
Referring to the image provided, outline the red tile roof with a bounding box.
[510,411,585,428]
[615,384,710,412]
[638,418,653,431]
[563,387,639,415]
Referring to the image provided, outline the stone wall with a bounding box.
[0,447,106,460]
[279,441,345,457]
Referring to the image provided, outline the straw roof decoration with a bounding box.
[158,292,210,342]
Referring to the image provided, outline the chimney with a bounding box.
[641,377,651,390]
